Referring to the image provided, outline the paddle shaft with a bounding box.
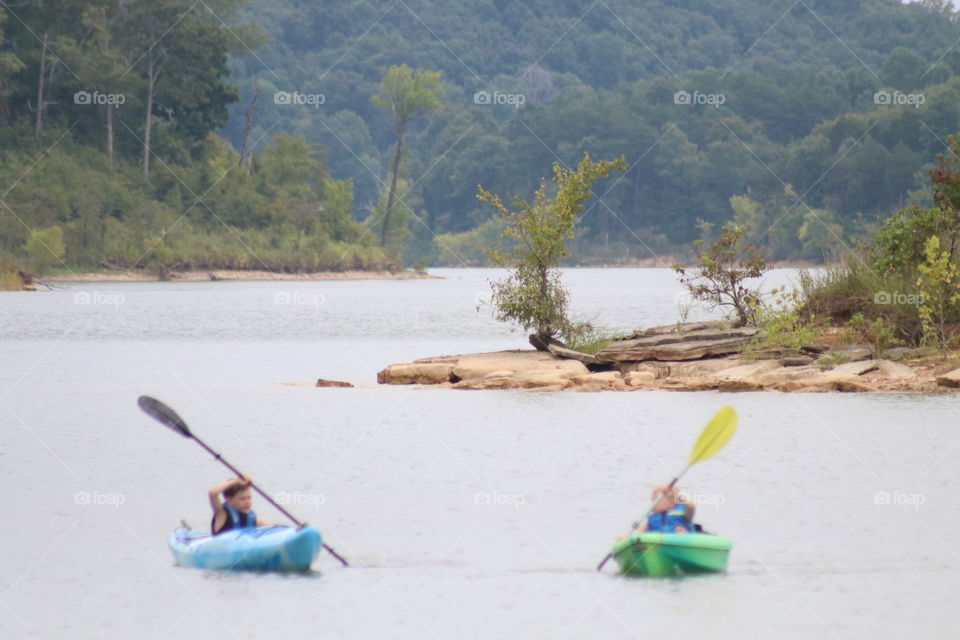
[595,469,690,572]
[193,435,303,526]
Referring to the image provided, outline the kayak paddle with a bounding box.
[137,395,350,567]
[596,405,737,572]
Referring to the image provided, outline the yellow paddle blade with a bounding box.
[688,406,738,466]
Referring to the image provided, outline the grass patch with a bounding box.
[799,256,923,343]
[816,353,850,368]
[565,325,625,355]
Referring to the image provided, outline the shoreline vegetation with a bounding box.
[0,259,870,291]
[374,139,960,395]
[9,3,960,299]
[0,260,873,291]
[38,268,437,284]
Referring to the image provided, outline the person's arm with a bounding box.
[255,516,271,527]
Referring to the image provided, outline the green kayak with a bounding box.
[611,532,732,577]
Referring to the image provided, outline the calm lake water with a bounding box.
[1,268,958,639]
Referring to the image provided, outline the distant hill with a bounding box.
[5,1,960,276]
[222,0,960,263]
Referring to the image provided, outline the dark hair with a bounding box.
[223,482,251,499]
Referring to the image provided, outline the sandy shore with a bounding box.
[44,269,440,283]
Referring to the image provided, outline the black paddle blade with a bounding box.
[137,395,192,438]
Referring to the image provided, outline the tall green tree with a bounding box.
[0,8,25,119]
[372,65,443,247]
[116,0,248,178]
[4,0,97,144]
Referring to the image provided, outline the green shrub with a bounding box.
[743,287,821,357]
[23,226,65,275]
[916,235,960,350]
[873,207,950,273]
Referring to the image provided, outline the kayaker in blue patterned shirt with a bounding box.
[633,484,696,534]
[209,476,270,535]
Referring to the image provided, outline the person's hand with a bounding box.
[224,476,252,490]
[651,484,677,501]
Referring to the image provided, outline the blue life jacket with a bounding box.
[212,503,257,535]
[646,503,692,533]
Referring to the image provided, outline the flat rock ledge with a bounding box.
[376,349,953,393]
[595,324,763,362]
[376,317,960,392]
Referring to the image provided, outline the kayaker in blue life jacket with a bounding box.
[209,476,269,535]
[634,484,696,534]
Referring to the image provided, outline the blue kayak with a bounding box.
[169,525,322,572]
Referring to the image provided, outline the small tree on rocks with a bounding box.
[478,152,626,349]
[673,223,768,326]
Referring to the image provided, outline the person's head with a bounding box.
[651,485,678,513]
[223,483,253,513]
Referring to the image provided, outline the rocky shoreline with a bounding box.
[376,322,960,393]
[44,268,438,283]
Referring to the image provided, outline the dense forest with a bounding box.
[222,0,960,265]
[0,0,389,277]
[4,0,960,275]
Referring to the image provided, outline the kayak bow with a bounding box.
[611,532,731,577]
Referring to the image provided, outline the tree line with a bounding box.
[6,0,960,277]
[0,0,387,277]
[223,0,960,265]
